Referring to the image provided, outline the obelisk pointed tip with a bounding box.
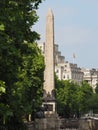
[47,8,54,16]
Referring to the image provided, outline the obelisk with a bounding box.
[43,8,56,113]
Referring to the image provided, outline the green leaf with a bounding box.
[0,24,5,31]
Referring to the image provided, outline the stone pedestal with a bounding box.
[34,114,60,130]
[26,122,35,130]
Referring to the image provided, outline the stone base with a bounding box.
[43,101,56,114]
[34,113,60,130]
[26,122,35,130]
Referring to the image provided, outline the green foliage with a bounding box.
[55,78,94,118]
[55,78,79,118]
[0,81,6,94]
[87,93,98,113]
[76,81,93,114]
[0,0,44,129]
[0,24,5,31]
[95,83,98,94]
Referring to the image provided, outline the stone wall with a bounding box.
[34,115,60,130]
[26,118,98,130]
[78,118,98,130]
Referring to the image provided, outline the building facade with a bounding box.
[55,62,84,85]
[38,42,84,85]
[81,68,98,92]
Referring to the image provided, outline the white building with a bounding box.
[37,42,45,55]
[81,68,98,92]
[55,62,84,85]
[38,42,84,85]
[54,44,65,65]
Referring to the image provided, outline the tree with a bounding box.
[76,81,93,116]
[87,93,98,114]
[0,0,44,129]
[55,78,68,117]
[55,78,79,118]
[55,78,94,118]
[95,83,98,94]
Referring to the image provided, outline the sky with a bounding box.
[34,0,98,69]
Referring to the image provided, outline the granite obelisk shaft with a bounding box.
[43,9,55,112]
[44,9,54,92]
